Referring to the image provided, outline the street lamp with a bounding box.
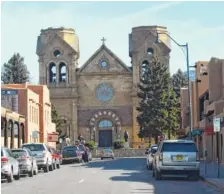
[156,32,193,140]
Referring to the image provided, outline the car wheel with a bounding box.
[53,162,56,170]
[155,169,162,180]
[28,166,33,177]
[33,167,38,175]
[7,168,13,183]
[49,163,53,171]
[101,158,103,160]
[189,170,200,181]
[44,162,49,173]
[152,168,155,177]
[56,163,60,169]
[14,168,20,180]
[146,164,149,170]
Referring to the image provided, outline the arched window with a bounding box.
[59,63,67,83]
[141,60,149,78]
[49,63,56,83]
[98,120,112,128]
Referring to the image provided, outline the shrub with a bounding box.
[113,139,125,149]
[85,141,96,150]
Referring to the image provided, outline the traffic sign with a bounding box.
[213,118,221,132]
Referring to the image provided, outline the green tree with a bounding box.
[1,53,30,84]
[161,88,180,139]
[136,56,170,139]
[51,105,63,135]
[171,69,188,132]
[171,69,188,98]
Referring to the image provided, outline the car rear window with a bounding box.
[22,144,45,151]
[162,143,197,152]
[11,150,27,158]
[63,146,78,151]
[104,149,112,153]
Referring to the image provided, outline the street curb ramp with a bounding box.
[200,176,223,194]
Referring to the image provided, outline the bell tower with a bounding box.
[129,25,171,148]
[36,27,80,141]
[36,27,79,86]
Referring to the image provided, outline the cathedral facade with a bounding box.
[36,26,171,148]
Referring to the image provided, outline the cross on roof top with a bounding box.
[101,37,106,45]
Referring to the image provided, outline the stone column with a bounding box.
[4,119,8,147]
[10,121,14,149]
[71,100,78,142]
[56,65,60,86]
[39,57,45,84]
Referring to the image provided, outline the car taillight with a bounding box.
[1,157,8,164]
[159,153,163,161]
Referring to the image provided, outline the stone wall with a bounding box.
[92,148,146,158]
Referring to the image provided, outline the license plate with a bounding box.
[176,155,183,161]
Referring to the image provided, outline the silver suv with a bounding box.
[21,143,53,173]
[152,140,200,181]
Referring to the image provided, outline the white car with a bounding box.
[1,147,20,183]
[146,146,158,170]
[21,143,53,173]
[11,148,38,176]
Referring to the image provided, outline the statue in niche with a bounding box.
[124,130,129,142]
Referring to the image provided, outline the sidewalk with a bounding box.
[200,161,224,193]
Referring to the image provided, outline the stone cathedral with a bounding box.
[36,26,171,148]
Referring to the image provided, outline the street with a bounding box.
[1,157,220,194]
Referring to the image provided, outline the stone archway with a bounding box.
[89,110,122,147]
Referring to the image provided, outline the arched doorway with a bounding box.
[89,110,122,148]
[98,119,113,147]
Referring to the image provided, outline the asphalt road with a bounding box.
[1,157,220,194]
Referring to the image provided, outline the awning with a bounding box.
[187,129,203,137]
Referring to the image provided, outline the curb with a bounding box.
[200,176,223,193]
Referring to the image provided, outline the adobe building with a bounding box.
[1,85,40,144]
[1,106,25,149]
[181,58,224,162]
[1,84,56,147]
[36,26,171,148]
[199,58,224,162]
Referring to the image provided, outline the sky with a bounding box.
[1,1,224,83]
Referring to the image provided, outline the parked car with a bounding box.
[48,147,60,169]
[1,147,20,182]
[11,148,38,177]
[146,146,158,170]
[152,140,200,181]
[62,145,82,164]
[101,148,114,160]
[21,143,53,173]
